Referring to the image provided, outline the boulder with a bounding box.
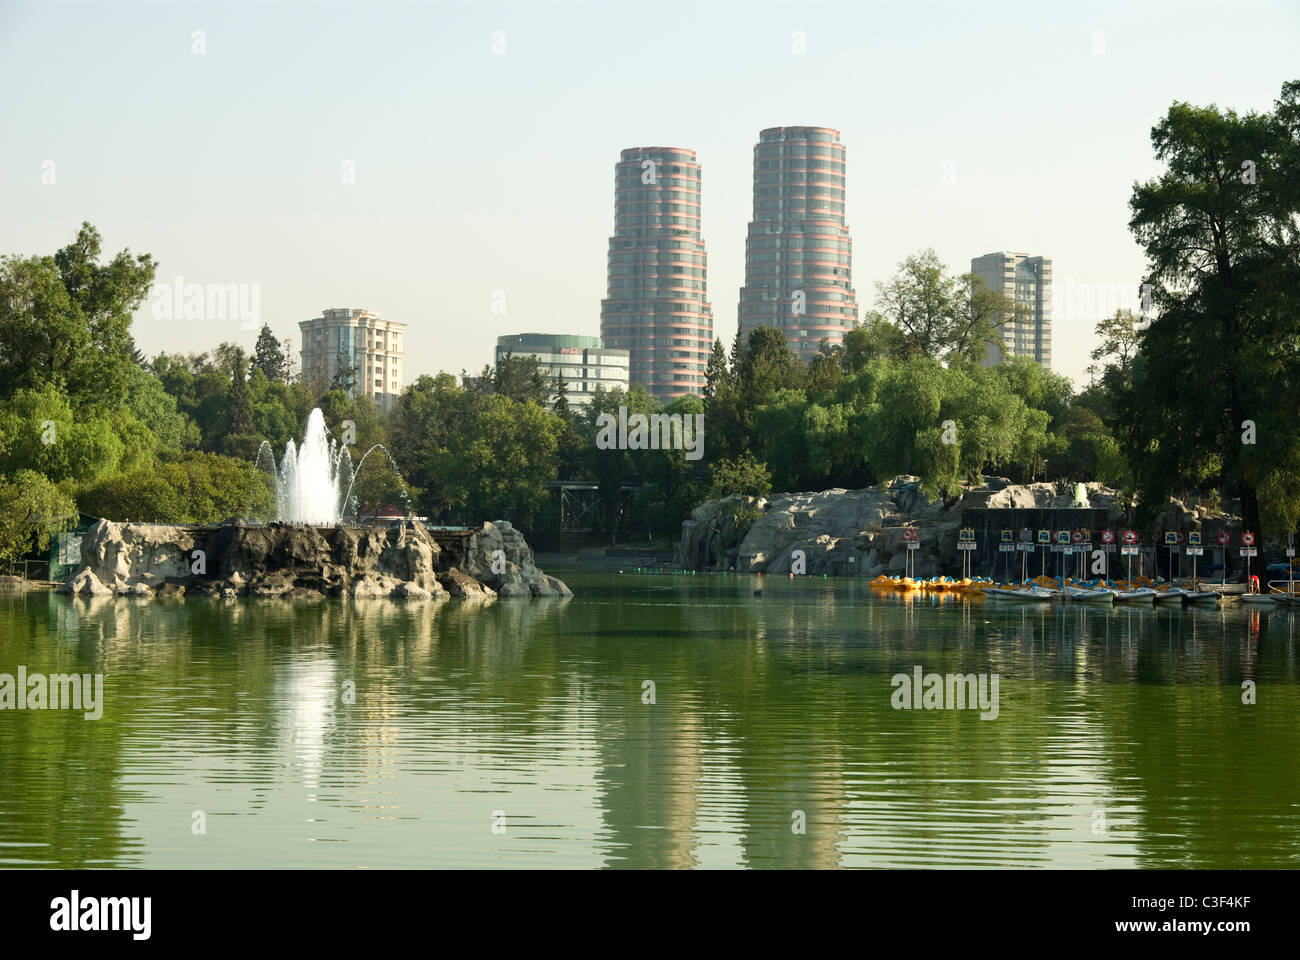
[59,569,113,596]
[438,568,497,599]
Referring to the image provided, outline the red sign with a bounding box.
[1122,530,1138,545]
[1101,530,1115,544]
[902,528,919,541]
[1243,531,1256,546]
[1071,530,1084,544]
[1217,531,1231,546]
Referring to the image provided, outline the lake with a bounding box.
[1,571,1297,869]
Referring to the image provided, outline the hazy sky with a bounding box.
[3,0,1297,390]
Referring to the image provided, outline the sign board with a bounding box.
[1163,531,1180,545]
[1286,548,1296,558]
[1101,530,1115,544]
[1055,531,1070,545]
[1187,531,1202,546]
[1240,547,1258,558]
[906,542,920,551]
[958,528,976,542]
[1017,543,1035,553]
[1070,530,1084,544]
[998,543,1016,553]
[957,542,977,551]
[1242,531,1256,547]
[1037,529,1051,544]
[1186,546,1204,556]
[902,527,919,542]
[1020,528,1034,543]
[1216,531,1231,546]
[1000,529,1013,543]
[1120,545,1139,556]
[1122,530,1138,545]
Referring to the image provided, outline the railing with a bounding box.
[0,559,52,581]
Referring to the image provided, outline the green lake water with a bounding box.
[1,571,1297,869]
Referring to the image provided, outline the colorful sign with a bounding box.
[1242,531,1256,547]
[958,528,975,542]
[1217,531,1231,546]
[1188,531,1202,546]
[1054,531,1070,545]
[1122,530,1138,545]
[902,527,919,542]
[1000,529,1013,543]
[1101,530,1115,544]
[1163,531,1180,545]
[1037,529,1051,544]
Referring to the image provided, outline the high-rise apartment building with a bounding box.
[599,147,713,400]
[970,253,1052,369]
[495,333,629,409]
[299,308,405,412]
[738,126,859,360]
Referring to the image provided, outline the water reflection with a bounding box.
[0,579,1297,868]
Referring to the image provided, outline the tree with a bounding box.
[841,313,905,372]
[949,273,1015,366]
[331,348,357,395]
[1091,309,1143,380]
[707,454,772,500]
[0,471,77,566]
[703,339,729,402]
[252,323,288,383]
[0,222,156,409]
[222,348,258,459]
[1124,81,1300,542]
[874,249,955,360]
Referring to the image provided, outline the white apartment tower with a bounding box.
[971,252,1052,369]
[299,308,405,412]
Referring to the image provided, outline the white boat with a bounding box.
[1065,586,1116,603]
[1153,588,1187,602]
[1182,591,1222,604]
[983,586,1053,602]
[1115,587,1158,602]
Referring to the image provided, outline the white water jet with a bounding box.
[251,408,412,524]
[253,409,354,524]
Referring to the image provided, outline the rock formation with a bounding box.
[58,518,569,600]
[675,477,1224,578]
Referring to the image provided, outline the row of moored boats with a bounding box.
[869,574,1300,604]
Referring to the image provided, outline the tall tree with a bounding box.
[1125,81,1300,541]
[252,323,288,383]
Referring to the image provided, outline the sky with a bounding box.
[2,0,1298,390]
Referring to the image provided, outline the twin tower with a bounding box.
[599,126,859,401]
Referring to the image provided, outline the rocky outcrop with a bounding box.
[460,520,572,598]
[59,518,569,600]
[675,477,1159,578]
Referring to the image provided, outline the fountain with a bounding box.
[253,408,413,524]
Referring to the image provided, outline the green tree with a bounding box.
[0,222,156,409]
[0,471,77,566]
[252,323,288,383]
[1124,81,1300,540]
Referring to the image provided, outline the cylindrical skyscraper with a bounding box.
[738,126,858,359]
[600,147,713,400]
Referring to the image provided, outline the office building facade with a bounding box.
[600,147,714,400]
[970,252,1052,368]
[299,308,405,412]
[495,333,629,408]
[738,126,859,360]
